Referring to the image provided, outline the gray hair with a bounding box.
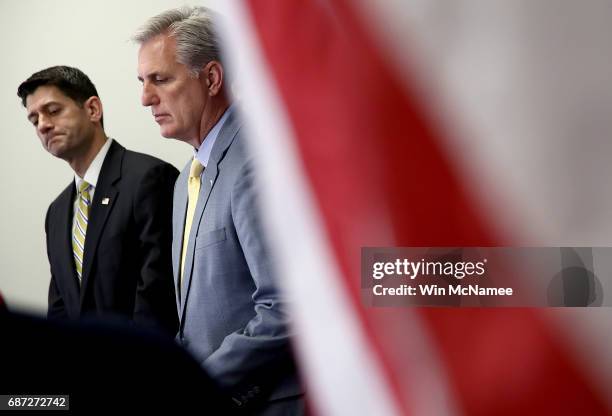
[133,6,221,75]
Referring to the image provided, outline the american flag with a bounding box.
[216,1,612,414]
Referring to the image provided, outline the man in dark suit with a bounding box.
[134,7,303,414]
[17,66,178,334]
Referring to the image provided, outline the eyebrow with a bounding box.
[137,72,160,83]
[26,101,60,120]
[138,71,165,82]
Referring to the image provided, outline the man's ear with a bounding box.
[84,96,103,124]
[203,61,224,96]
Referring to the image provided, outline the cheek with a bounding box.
[182,94,205,123]
[62,121,80,138]
[166,83,204,127]
[64,118,91,142]
[170,100,191,126]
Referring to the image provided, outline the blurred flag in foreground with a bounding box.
[217,1,612,415]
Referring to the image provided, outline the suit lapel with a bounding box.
[179,110,242,323]
[80,141,123,306]
[173,168,188,308]
[56,184,81,308]
[178,162,219,319]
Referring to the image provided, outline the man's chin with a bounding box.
[46,143,64,158]
[49,148,69,161]
[159,128,175,139]
[159,129,185,142]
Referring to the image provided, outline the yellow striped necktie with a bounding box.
[73,180,92,282]
[180,158,204,287]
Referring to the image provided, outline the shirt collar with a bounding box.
[194,105,234,168]
[74,138,113,189]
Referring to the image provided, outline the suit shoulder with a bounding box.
[48,181,74,211]
[222,127,252,166]
[121,149,179,177]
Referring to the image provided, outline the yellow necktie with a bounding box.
[73,180,92,283]
[180,158,204,286]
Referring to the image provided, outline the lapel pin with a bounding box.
[209,179,213,186]
[101,198,110,205]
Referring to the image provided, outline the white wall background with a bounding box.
[0,0,211,314]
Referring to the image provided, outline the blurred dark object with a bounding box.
[0,309,235,413]
[547,248,603,306]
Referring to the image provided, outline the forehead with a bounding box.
[25,85,72,111]
[138,34,183,75]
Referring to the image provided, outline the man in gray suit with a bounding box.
[135,7,303,414]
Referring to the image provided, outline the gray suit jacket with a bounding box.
[173,109,301,410]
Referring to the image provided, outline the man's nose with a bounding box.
[141,83,159,107]
[38,114,53,135]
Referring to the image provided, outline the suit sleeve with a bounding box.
[203,162,296,397]
[46,205,68,320]
[132,163,180,335]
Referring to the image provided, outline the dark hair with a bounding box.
[17,66,104,127]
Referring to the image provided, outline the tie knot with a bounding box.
[189,158,204,178]
[78,180,91,195]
